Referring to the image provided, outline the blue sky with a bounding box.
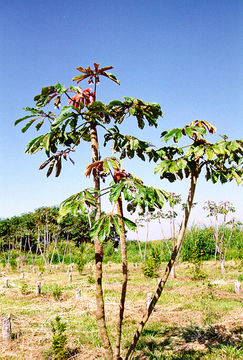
[0,0,242,238]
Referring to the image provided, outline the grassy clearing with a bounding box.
[0,261,242,359]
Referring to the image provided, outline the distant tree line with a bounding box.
[0,206,92,254]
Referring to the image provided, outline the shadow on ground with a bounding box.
[133,323,243,359]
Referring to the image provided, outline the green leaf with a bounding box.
[109,182,125,202]
[174,129,183,142]
[25,135,45,154]
[14,114,35,126]
[21,119,36,133]
[177,158,187,169]
[55,83,66,93]
[184,127,193,138]
[103,72,120,85]
[162,129,180,142]
[122,217,137,231]
[185,147,194,157]
[154,160,170,175]
[212,144,226,155]
[205,148,215,160]
[193,146,204,158]
[103,216,111,237]
[98,227,106,243]
[108,157,121,170]
[41,86,55,95]
[109,100,122,106]
[129,108,136,115]
[211,172,219,183]
[169,161,179,173]
[112,215,122,235]
[42,133,51,152]
[231,170,242,185]
[90,218,103,240]
[36,120,44,131]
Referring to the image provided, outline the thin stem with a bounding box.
[90,120,113,360]
[125,171,198,360]
[114,195,128,360]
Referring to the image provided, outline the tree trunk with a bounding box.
[136,230,143,261]
[220,254,225,275]
[90,122,113,359]
[125,172,198,360]
[37,227,47,266]
[114,196,128,360]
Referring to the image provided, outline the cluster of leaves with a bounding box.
[142,246,162,278]
[109,175,174,214]
[154,124,243,184]
[73,63,120,85]
[59,189,98,217]
[108,97,162,128]
[104,126,158,161]
[203,200,235,217]
[89,213,135,243]
[15,87,162,179]
[52,284,63,301]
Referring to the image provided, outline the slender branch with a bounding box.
[125,171,198,360]
[114,195,128,360]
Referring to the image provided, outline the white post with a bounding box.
[2,314,11,341]
[4,278,9,288]
[234,280,241,294]
[75,288,81,299]
[20,272,24,280]
[36,281,41,296]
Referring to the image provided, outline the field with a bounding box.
[0,260,242,360]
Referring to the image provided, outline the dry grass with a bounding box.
[0,261,242,359]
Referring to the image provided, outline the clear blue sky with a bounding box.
[0,0,242,238]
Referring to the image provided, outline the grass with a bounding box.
[0,261,242,359]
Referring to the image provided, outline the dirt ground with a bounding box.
[0,261,242,359]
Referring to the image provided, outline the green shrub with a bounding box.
[0,254,7,267]
[36,257,45,273]
[142,258,159,278]
[181,226,215,261]
[52,284,63,301]
[201,282,216,325]
[51,316,68,359]
[238,274,243,281]
[76,253,85,275]
[9,257,17,271]
[20,282,29,295]
[189,236,207,280]
[88,275,95,284]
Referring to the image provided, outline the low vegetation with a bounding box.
[0,253,242,359]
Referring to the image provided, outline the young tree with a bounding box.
[155,192,182,278]
[122,121,242,359]
[15,64,166,359]
[203,200,241,274]
[15,65,242,358]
